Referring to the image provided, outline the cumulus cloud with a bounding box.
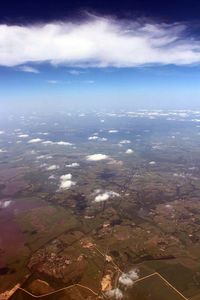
[66,162,80,167]
[36,154,52,159]
[28,138,42,143]
[88,136,99,140]
[109,130,118,133]
[1,16,200,68]
[105,288,123,300]
[59,173,76,190]
[18,134,29,138]
[56,141,73,146]
[119,140,131,144]
[18,65,39,73]
[61,174,72,180]
[118,269,139,288]
[0,149,7,153]
[119,274,133,287]
[88,136,107,141]
[149,161,156,165]
[86,154,108,161]
[46,165,59,170]
[42,140,73,146]
[0,200,12,208]
[126,149,134,154]
[94,191,120,202]
[42,140,54,145]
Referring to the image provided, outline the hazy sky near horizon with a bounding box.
[1,0,200,111]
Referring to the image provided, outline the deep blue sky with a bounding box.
[1,0,200,111]
[1,0,200,23]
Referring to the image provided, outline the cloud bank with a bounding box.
[1,16,200,67]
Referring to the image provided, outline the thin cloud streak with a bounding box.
[1,16,200,67]
[18,66,40,73]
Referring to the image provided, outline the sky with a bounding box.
[1,0,200,111]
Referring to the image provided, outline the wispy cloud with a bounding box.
[47,80,61,84]
[1,16,200,68]
[18,65,40,73]
[68,69,86,75]
[28,138,42,143]
[82,80,95,84]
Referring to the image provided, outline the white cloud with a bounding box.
[0,200,12,208]
[60,180,75,189]
[39,163,48,168]
[59,173,76,190]
[94,191,120,202]
[0,130,5,134]
[127,269,139,280]
[86,154,108,161]
[18,134,29,138]
[88,136,99,140]
[42,140,73,146]
[60,174,72,180]
[42,140,54,145]
[1,16,200,67]
[56,141,73,146]
[126,149,134,154]
[68,69,85,75]
[88,136,107,141]
[28,138,42,143]
[119,139,131,144]
[0,149,7,153]
[18,65,39,73]
[36,155,46,159]
[105,288,123,300]
[47,80,60,84]
[119,269,139,288]
[46,165,59,170]
[66,162,80,167]
[149,161,156,165]
[109,130,118,133]
[38,132,49,135]
[118,274,133,287]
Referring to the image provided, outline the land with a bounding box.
[1,110,200,299]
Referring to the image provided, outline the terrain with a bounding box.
[1,110,200,299]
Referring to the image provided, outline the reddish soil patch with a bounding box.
[1,179,29,196]
[0,210,24,266]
